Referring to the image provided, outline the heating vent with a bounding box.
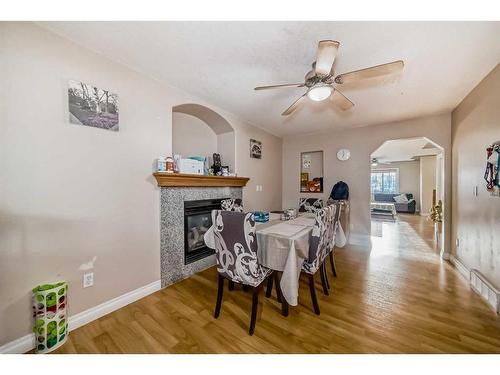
[470,269,500,314]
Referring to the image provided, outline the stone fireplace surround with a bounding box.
[159,182,245,288]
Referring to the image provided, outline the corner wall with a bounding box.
[451,63,500,289]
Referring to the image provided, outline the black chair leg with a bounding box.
[265,274,273,298]
[320,263,329,296]
[249,286,260,335]
[228,280,235,291]
[281,298,289,317]
[308,274,320,315]
[274,272,282,303]
[214,274,224,318]
[330,252,338,277]
[323,260,330,290]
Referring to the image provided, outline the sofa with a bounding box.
[373,193,416,214]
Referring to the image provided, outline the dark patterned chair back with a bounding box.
[298,198,324,213]
[211,210,270,286]
[303,205,336,274]
[326,202,342,251]
[221,198,244,212]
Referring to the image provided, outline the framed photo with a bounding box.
[68,80,119,131]
[250,139,262,159]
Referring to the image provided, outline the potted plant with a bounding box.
[429,200,443,244]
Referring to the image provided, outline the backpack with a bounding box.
[330,181,349,201]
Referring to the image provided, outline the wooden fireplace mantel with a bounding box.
[153,173,250,187]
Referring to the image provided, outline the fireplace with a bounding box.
[184,198,225,264]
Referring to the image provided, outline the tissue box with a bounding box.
[179,158,204,175]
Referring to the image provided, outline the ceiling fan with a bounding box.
[371,158,392,167]
[254,40,404,116]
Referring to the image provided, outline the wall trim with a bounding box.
[470,269,500,314]
[0,279,161,354]
[449,255,500,314]
[449,255,470,281]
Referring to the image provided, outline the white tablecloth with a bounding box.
[204,213,346,306]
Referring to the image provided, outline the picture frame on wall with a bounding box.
[68,80,119,131]
[250,139,262,159]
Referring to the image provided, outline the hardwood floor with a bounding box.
[54,214,500,353]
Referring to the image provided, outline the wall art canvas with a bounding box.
[250,139,262,159]
[68,80,119,131]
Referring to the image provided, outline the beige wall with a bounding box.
[283,113,452,247]
[172,112,218,162]
[451,63,500,288]
[0,22,282,346]
[420,156,437,215]
[372,160,421,211]
[231,115,282,212]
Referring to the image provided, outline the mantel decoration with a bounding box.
[68,80,119,131]
[250,139,262,159]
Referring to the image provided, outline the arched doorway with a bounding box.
[172,104,236,173]
[370,136,446,258]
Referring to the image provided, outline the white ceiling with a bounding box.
[372,137,441,163]
[39,21,500,137]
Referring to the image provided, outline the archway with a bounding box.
[369,136,446,258]
[172,104,236,173]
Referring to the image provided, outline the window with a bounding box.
[371,169,399,194]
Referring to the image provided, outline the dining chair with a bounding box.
[221,198,244,212]
[294,205,335,315]
[298,198,324,213]
[321,202,341,292]
[328,202,342,278]
[211,210,273,335]
[324,202,342,277]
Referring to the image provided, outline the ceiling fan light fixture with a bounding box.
[307,84,332,101]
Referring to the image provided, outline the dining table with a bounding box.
[204,211,346,306]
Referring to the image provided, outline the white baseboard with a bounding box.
[449,255,471,281]
[0,279,161,354]
[449,256,499,314]
[470,269,500,314]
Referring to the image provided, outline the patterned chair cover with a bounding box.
[221,198,244,212]
[211,210,271,286]
[326,202,341,252]
[302,205,336,275]
[298,198,324,213]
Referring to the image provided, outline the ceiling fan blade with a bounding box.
[331,89,354,110]
[281,93,307,116]
[335,60,404,84]
[254,83,305,90]
[315,40,340,76]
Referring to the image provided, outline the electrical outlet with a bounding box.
[83,272,94,288]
